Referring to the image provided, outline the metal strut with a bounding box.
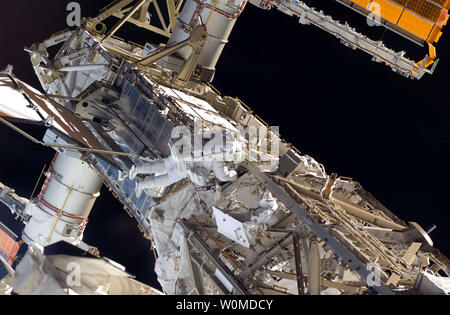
[245,162,394,295]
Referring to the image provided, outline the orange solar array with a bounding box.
[338,0,450,44]
[0,223,20,265]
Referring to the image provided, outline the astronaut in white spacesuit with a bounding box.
[130,129,243,197]
[251,191,279,226]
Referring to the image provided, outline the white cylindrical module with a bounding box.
[168,0,247,75]
[22,152,102,248]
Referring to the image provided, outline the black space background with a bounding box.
[0,1,448,290]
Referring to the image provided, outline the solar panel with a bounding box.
[0,222,20,266]
[336,0,450,44]
[0,74,121,168]
[405,0,444,22]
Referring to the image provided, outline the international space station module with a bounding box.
[0,0,450,295]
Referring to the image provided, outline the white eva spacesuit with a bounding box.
[130,129,243,197]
